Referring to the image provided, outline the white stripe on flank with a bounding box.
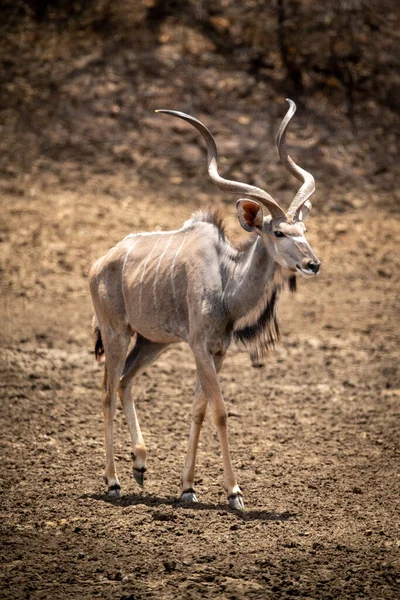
[122,222,192,276]
[171,231,188,304]
[138,236,162,317]
[153,234,173,317]
[123,225,187,241]
[122,236,142,275]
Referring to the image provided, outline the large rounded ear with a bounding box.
[297,199,312,222]
[236,199,263,233]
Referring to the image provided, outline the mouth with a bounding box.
[295,264,318,278]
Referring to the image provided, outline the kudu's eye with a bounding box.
[274,231,285,238]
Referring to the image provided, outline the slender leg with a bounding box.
[102,332,130,497]
[181,354,224,503]
[118,334,169,486]
[193,349,244,510]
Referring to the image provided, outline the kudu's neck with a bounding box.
[223,236,278,321]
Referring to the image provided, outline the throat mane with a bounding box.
[233,271,296,365]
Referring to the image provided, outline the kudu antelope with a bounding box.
[89,99,320,510]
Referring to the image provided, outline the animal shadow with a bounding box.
[80,491,296,522]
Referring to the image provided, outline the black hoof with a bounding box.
[228,491,245,511]
[107,483,121,498]
[133,467,146,486]
[180,488,198,503]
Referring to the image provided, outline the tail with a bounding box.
[92,316,104,361]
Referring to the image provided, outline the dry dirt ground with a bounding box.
[1,162,399,599]
[1,7,400,598]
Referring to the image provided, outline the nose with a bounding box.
[306,260,321,274]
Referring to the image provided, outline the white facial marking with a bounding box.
[153,235,173,317]
[171,231,188,303]
[290,235,307,244]
[138,236,162,317]
[296,265,316,278]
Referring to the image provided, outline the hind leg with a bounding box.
[118,334,169,486]
[102,330,130,497]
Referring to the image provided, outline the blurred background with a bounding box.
[1,0,399,207]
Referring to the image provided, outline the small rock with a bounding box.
[334,223,348,234]
[163,560,177,573]
[377,268,391,279]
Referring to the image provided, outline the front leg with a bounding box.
[181,354,224,503]
[192,348,244,510]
